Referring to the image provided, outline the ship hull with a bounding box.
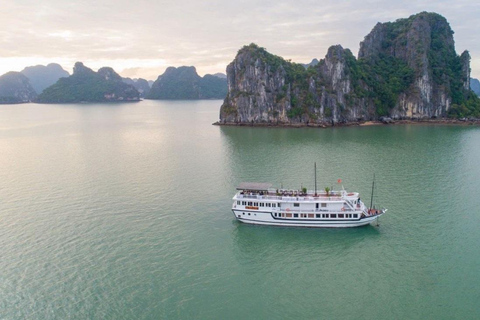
[232,209,382,228]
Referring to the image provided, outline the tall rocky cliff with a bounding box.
[219,12,480,124]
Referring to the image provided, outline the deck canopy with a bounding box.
[236,182,272,191]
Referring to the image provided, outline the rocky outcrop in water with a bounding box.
[37,62,140,103]
[0,72,37,104]
[219,12,480,124]
[147,66,227,100]
[219,44,373,124]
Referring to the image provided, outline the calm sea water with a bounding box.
[1,100,480,319]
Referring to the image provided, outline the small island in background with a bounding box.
[0,72,38,104]
[0,63,227,104]
[37,62,141,103]
[218,12,480,126]
[471,78,480,96]
[146,66,227,100]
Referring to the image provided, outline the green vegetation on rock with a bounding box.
[448,92,480,118]
[356,54,415,116]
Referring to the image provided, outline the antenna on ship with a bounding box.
[369,173,380,226]
[314,162,317,196]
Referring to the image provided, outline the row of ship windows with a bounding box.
[237,201,328,208]
[274,213,358,219]
[238,201,277,207]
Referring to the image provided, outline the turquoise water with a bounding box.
[1,100,480,319]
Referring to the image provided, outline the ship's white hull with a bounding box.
[231,182,386,228]
[232,209,382,228]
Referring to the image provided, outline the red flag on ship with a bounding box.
[337,179,342,184]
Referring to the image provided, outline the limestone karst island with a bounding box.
[218,12,480,126]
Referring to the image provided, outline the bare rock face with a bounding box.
[316,45,373,122]
[461,51,471,91]
[220,44,290,123]
[219,12,478,124]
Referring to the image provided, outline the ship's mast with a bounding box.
[370,173,375,209]
[314,162,317,196]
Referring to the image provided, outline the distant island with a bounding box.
[21,63,70,94]
[0,64,72,104]
[36,62,141,103]
[472,78,480,96]
[218,12,480,126]
[0,63,228,104]
[122,77,151,98]
[147,66,227,100]
[300,58,319,69]
[0,72,37,104]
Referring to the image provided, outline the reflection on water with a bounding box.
[232,222,381,262]
[1,102,480,319]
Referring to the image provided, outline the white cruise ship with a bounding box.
[231,182,386,228]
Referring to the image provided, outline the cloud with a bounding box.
[0,0,479,79]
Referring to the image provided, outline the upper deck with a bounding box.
[234,183,359,203]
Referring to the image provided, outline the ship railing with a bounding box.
[236,194,345,201]
[270,208,359,213]
[344,199,359,211]
[239,195,261,199]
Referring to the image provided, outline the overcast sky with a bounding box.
[1,0,479,80]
